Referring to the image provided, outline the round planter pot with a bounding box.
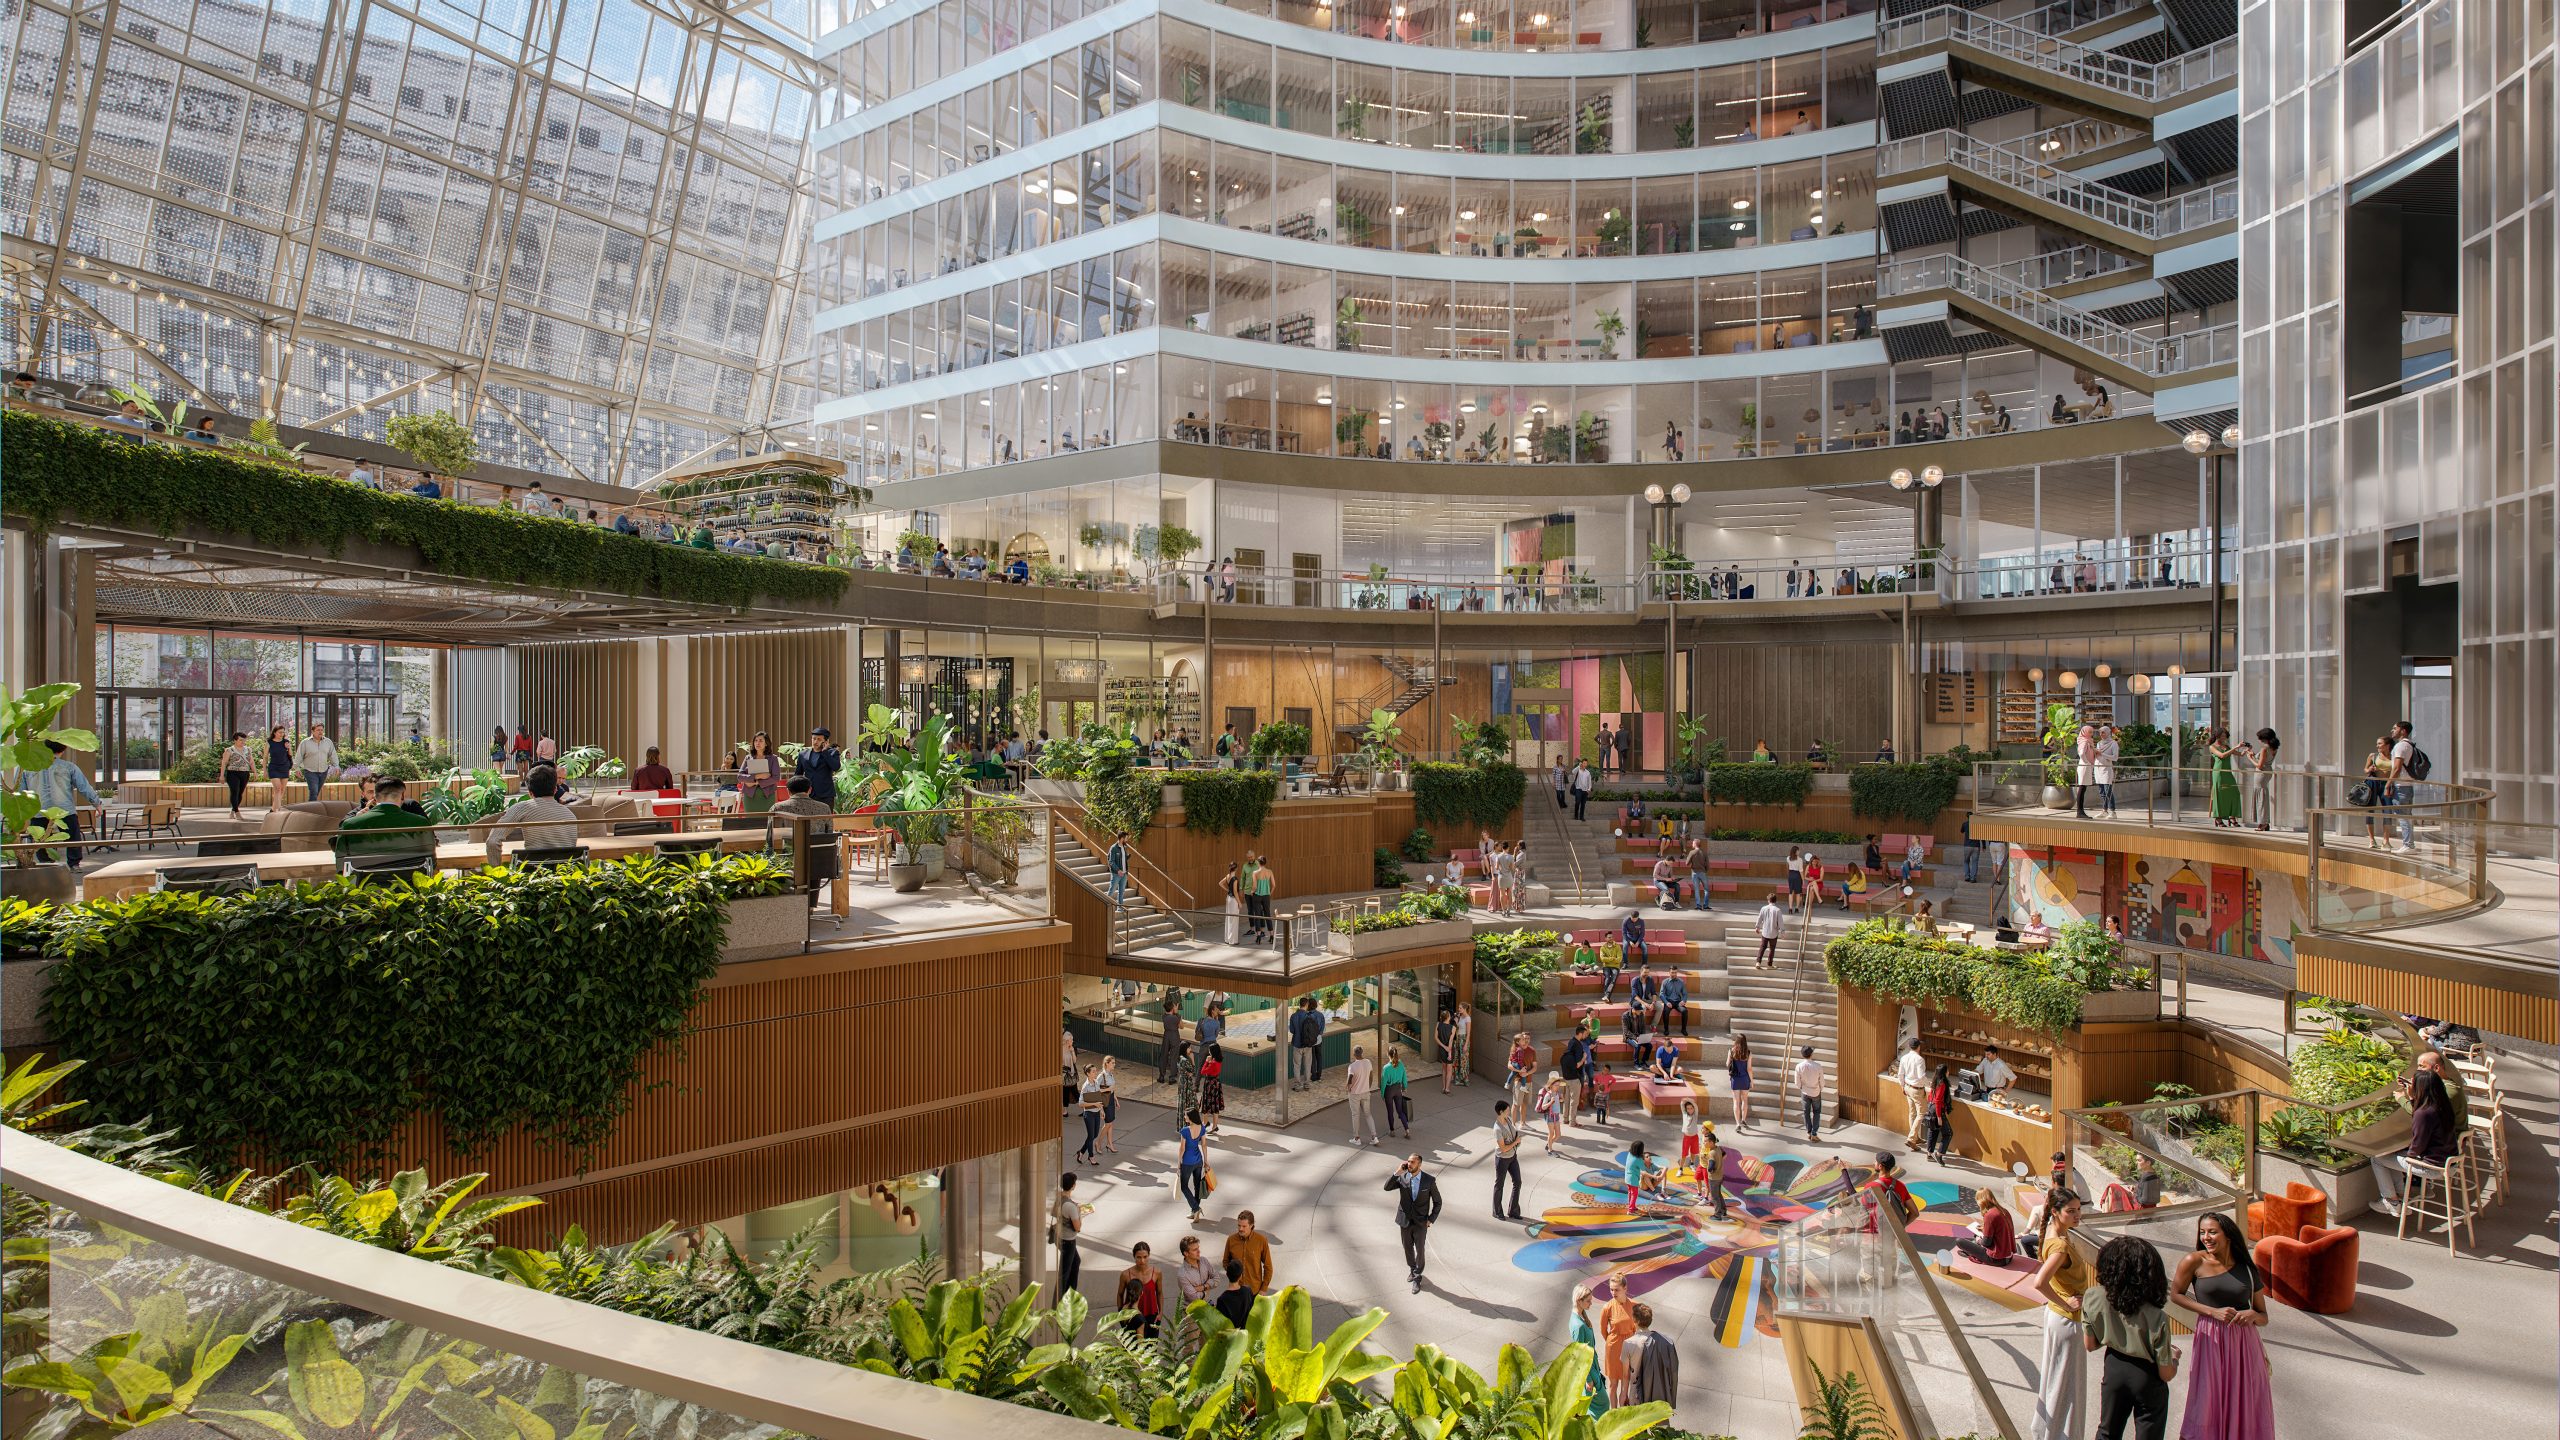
[2041,785,2073,809]
[888,862,928,893]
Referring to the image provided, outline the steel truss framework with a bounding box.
[1,0,839,488]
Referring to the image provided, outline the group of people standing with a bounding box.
[1218,854,1281,943]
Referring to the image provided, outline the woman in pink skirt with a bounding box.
[2170,1211,2275,1439]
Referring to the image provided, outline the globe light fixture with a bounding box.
[2221,423,2242,448]
[2129,673,2154,694]
[1670,483,1692,503]
[1889,467,1915,490]
[2166,663,2184,676]
[2182,429,2211,455]
[2094,662,2113,678]
[2026,667,2044,683]
[2058,670,2079,690]
[1644,483,1666,504]
[1920,464,1944,487]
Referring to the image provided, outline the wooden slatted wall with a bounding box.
[1688,641,1895,754]
[687,631,848,763]
[513,640,640,766]
[379,925,1068,1245]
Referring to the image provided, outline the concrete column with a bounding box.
[844,624,865,732]
[635,640,661,763]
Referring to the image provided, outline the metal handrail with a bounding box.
[1881,3,2238,107]
[1879,131,2241,243]
[1879,253,2233,378]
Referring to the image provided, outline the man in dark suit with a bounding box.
[1384,1153,1445,1292]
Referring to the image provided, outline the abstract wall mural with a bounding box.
[2005,845,2307,966]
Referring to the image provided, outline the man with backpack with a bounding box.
[1288,996,1326,1089]
[2385,720,2428,853]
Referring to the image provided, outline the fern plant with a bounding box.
[1795,1361,1894,1440]
[278,1167,540,1267]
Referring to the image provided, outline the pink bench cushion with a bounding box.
[1946,1252,2041,1295]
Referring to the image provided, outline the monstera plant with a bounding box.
[860,704,964,889]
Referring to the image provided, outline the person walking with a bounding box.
[1380,1047,1412,1137]
[1535,1072,1566,1152]
[1794,1045,1826,1142]
[1114,1243,1166,1338]
[1073,1065,1104,1163]
[1060,1026,1080,1116]
[262,724,294,810]
[1755,892,1786,967]
[1384,1153,1444,1293]
[1923,1063,1955,1164]
[1594,724,1616,775]
[2028,1188,2090,1440]
[1052,1173,1087,1299]
[1962,812,1982,882]
[1222,1211,1273,1296]
[2170,1212,2275,1440]
[2385,719,2422,851]
[1288,996,1325,1089]
[216,731,255,818]
[292,721,338,801]
[1686,837,1712,910]
[1727,1032,1756,1129]
[1569,759,1593,821]
[2247,727,2281,831]
[1491,1099,1525,1219]
[1176,1110,1211,1222]
[1895,1038,1930,1148]
[2083,1235,2179,1440]
[1451,1004,1473,1087]
[1619,1303,1680,1412]
[1676,1098,1705,1174]
[1105,831,1131,907]
[1095,1055,1121,1153]
[1156,992,1185,1084]
[1175,1041,1203,1126]
[2207,726,2243,827]
[1552,757,1570,810]
[1346,1045,1381,1146]
[1198,1043,1228,1134]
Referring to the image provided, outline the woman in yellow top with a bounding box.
[2029,1188,2090,1440]
[1838,863,1870,910]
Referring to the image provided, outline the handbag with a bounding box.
[1202,1164,1218,1193]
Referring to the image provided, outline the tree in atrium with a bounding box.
[385,409,479,477]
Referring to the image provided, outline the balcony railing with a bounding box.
[1878,253,2236,378]
[1954,542,2216,599]
[2,1130,1112,1440]
[1880,3,2239,107]
[1880,132,2241,244]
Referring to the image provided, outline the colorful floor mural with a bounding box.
[1511,1148,1968,1346]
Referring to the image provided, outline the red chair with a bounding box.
[2252,1224,2358,1314]
[2246,1182,2330,1242]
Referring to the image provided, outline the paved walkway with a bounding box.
[1054,1044,2559,1440]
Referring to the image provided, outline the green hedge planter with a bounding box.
[0,410,849,610]
[1822,917,2137,1036]
[1848,760,1965,825]
[1413,760,1528,829]
[1165,768,1281,835]
[18,853,788,1168]
[1705,763,1814,807]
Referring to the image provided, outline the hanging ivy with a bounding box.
[1166,769,1280,835]
[24,853,789,1169]
[0,410,849,610]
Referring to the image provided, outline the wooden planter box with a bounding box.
[2080,987,2163,1024]
[1326,916,1473,959]
[721,893,811,962]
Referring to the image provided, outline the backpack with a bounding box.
[2403,745,2433,781]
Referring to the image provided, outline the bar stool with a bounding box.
[2396,1136,2479,1253]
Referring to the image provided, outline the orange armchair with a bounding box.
[2253,1223,2358,1314]
[2246,1182,2330,1242]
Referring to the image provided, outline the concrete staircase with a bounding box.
[1719,915,1850,1083]
[1053,828,1194,953]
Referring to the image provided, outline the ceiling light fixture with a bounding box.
[1732,199,1751,210]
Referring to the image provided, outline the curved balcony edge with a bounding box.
[0,1129,1118,1440]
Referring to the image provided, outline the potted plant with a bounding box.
[1572,411,1605,462]
[2039,701,2080,808]
[1334,408,1372,456]
[1672,116,1695,148]
[1595,210,1631,258]
[1335,201,1372,244]
[384,409,478,477]
[221,417,308,465]
[1422,420,1452,458]
[1,683,97,907]
[1576,101,1608,154]
[1336,298,1366,352]
[1338,95,1371,138]
[1594,308,1627,359]
[860,704,963,891]
[1248,720,1313,772]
